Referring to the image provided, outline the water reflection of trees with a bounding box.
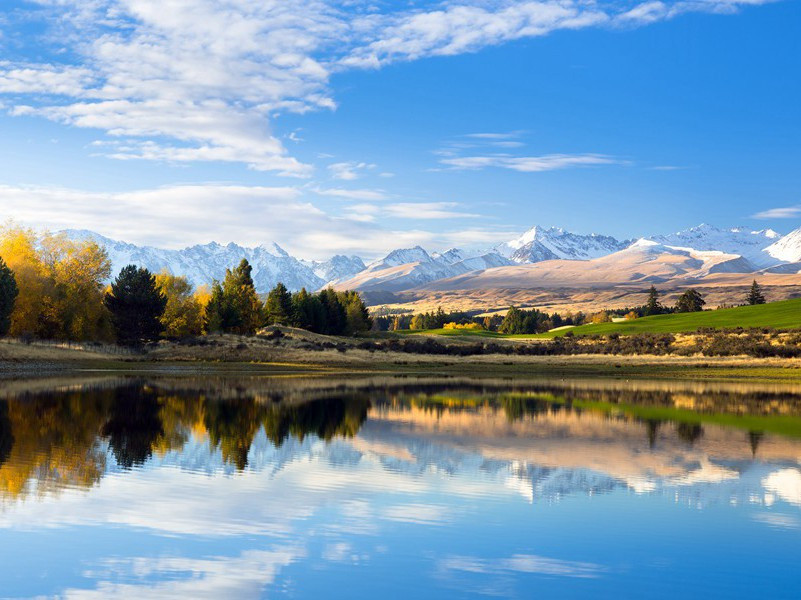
[0,384,370,499]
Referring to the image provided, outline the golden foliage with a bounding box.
[0,225,113,340]
[154,271,204,337]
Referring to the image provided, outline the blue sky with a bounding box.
[0,0,798,258]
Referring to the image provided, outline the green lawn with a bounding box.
[401,298,801,339]
[540,298,801,338]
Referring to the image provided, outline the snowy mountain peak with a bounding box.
[371,246,432,269]
[649,224,784,268]
[498,225,629,263]
[765,227,801,263]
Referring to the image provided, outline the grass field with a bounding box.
[403,298,801,339]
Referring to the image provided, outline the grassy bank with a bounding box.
[402,298,801,339]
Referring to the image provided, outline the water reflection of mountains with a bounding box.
[2,376,801,505]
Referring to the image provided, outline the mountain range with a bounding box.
[63,224,801,303]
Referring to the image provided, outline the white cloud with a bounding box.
[440,153,625,172]
[0,183,508,258]
[384,202,480,219]
[328,161,376,180]
[314,187,388,201]
[0,0,774,174]
[752,206,801,219]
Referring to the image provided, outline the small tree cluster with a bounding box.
[275,286,371,335]
[498,306,555,334]
[675,288,705,313]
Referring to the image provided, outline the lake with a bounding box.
[0,374,800,598]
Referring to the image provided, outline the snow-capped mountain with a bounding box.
[302,255,366,284]
[497,225,630,263]
[764,226,801,264]
[648,224,782,268]
[64,230,326,292]
[333,246,512,292]
[61,221,801,298]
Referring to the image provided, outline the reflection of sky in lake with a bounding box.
[1,380,800,599]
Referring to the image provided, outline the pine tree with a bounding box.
[221,259,262,335]
[318,287,347,335]
[338,290,371,334]
[104,265,167,345]
[264,282,293,325]
[675,288,705,313]
[747,280,766,305]
[204,281,227,333]
[0,257,18,336]
[644,285,662,316]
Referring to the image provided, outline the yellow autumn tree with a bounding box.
[0,225,112,340]
[40,233,113,341]
[154,271,204,337]
[0,224,51,337]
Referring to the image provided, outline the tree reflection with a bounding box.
[645,419,663,449]
[0,381,372,497]
[102,385,164,469]
[204,398,261,471]
[749,430,764,457]
[0,400,12,467]
[676,422,704,446]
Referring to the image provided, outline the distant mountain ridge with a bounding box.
[62,222,801,295]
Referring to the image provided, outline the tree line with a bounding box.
[0,225,370,345]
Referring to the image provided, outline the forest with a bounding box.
[0,225,371,345]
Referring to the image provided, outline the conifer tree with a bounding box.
[221,259,262,335]
[747,280,766,305]
[204,281,227,333]
[644,285,663,316]
[0,257,18,336]
[318,288,347,335]
[104,265,167,345]
[264,282,293,325]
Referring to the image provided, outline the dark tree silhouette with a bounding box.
[102,386,164,469]
[0,257,18,336]
[104,265,167,345]
[675,289,705,313]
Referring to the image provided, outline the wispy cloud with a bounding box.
[0,183,504,258]
[315,187,388,201]
[385,202,480,219]
[440,153,625,172]
[328,161,376,181]
[752,206,801,219]
[0,1,773,174]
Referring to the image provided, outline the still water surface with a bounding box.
[0,375,800,598]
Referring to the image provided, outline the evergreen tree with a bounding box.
[221,259,262,335]
[644,285,663,316]
[338,290,372,334]
[203,281,227,333]
[104,265,167,345]
[747,280,766,305]
[291,288,325,332]
[264,282,293,325]
[675,288,706,313]
[0,257,18,336]
[318,288,347,335]
[499,306,525,334]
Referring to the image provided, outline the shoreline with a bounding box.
[4,337,801,384]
